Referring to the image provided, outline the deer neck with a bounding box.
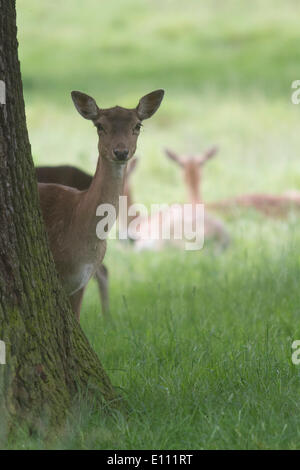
[78,153,127,240]
[187,180,201,205]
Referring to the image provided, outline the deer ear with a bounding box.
[198,146,219,165]
[165,148,183,167]
[136,89,164,120]
[71,91,99,120]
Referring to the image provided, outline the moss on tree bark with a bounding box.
[0,0,118,437]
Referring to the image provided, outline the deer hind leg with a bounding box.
[69,287,86,322]
[94,264,110,318]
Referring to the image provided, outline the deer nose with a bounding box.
[113,149,129,161]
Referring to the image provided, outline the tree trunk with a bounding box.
[0,0,116,436]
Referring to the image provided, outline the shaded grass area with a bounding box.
[6,219,300,449]
[79,220,300,449]
[6,0,300,449]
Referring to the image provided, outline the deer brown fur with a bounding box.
[207,192,300,218]
[38,90,164,320]
[36,160,138,316]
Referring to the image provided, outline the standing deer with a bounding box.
[130,146,230,250]
[36,159,138,317]
[38,90,164,320]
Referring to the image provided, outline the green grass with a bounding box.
[7,0,300,449]
[78,219,300,450]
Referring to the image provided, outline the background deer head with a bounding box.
[165,146,219,203]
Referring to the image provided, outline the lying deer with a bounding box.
[129,147,230,250]
[207,192,300,218]
[38,89,164,320]
[36,159,138,316]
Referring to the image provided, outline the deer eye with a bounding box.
[133,122,142,133]
[96,123,105,132]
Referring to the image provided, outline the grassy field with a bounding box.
[9,0,300,449]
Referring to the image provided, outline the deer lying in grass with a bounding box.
[129,147,230,251]
[207,192,300,218]
[36,159,138,316]
[38,90,164,320]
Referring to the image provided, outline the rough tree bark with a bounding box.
[0,0,117,436]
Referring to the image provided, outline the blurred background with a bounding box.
[15,0,300,449]
[18,0,300,204]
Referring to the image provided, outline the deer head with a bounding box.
[71,90,164,163]
[165,146,218,203]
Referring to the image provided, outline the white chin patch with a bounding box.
[113,162,127,177]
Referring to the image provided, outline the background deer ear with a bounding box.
[71,91,99,120]
[136,89,164,120]
[165,148,184,167]
[198,146,219,165]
